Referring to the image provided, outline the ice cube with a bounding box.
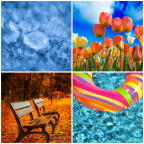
[18,20,32,33]
[9,21,18,31]
[3,30,20,44]
[12,9,24,23]
[23,31,49,50]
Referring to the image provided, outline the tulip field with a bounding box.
[73,12,143,71]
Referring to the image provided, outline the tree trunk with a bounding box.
[38,74,44,97]
[23,74,31,101]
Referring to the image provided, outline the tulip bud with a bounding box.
[135,26,143,39]
[90,42,102,54]
[124,43,129,55]
[122,16,133,33]
[93,24,105,37]
[80,49,90,59]
[128,47,133,58]
[111,17,123,33]
[104,37,113,49]
[74,36,88,49]
[132,45,142,62]
[114,35,124,49]
[73,48,81,55]
[99,12,112,27]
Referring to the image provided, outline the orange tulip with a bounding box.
[111,17,123,33]
[124,43,129,54]
[135,26,143,39]
[128,47,134,58]
[140,46,143,53]
[90,42,102,54]
[99,12,112,27]
[80,49,90,59]
[124,44,129,52]
[73,54,79,62]
[93,24,105,37]
[122,16,133,33]
[132,45,142,62]
[104,37,113,49]
[100,48,107,58]
[114,35,123,48]
[73,48,81,55]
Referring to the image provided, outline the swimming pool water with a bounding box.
[73,73,143,143]
[92,73,126,90]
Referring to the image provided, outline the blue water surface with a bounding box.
[93,73,126,90]
[73,73,143,143]
[2,1,71,71]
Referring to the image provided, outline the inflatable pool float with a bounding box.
[73,73,143,112]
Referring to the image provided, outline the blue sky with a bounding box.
[73,1,143,47]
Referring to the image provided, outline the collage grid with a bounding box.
[1,0,143,143]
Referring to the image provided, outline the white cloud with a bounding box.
[73,1,114,24]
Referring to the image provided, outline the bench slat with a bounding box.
[37,102,44,108]
[34,98,43,104]
[11,101,31,110]
[16,107,34,117]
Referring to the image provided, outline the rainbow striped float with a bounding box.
[73,73,143,112]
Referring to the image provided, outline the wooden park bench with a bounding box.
[9,101,55,143]
[32,98,60,134]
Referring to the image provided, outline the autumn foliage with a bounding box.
[1,73,71,143]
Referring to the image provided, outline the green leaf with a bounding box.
[123,56,127,71]
[139,62,143,71]
[112,57,118,71]
[92,57,96,71]
[102,50,111,71]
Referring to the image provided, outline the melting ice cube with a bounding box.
[23,31,49,50]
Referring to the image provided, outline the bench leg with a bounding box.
[55,112,60,122]
[42,131,50,142]
[53,116,58,126]
[48,120,55,134]
[53,112,60,125]
[15,133,26,143]
[41,127,50,142]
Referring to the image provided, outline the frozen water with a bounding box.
[18,20,32,33]
[3,30,20,44]
[9,21,18,31]
[2,1,71,71]
[18,20,40,33]
[23,31,49,50]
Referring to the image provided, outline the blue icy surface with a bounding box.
[2,1,71,71]
[92,73,126,90]
[73,73,143,143]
